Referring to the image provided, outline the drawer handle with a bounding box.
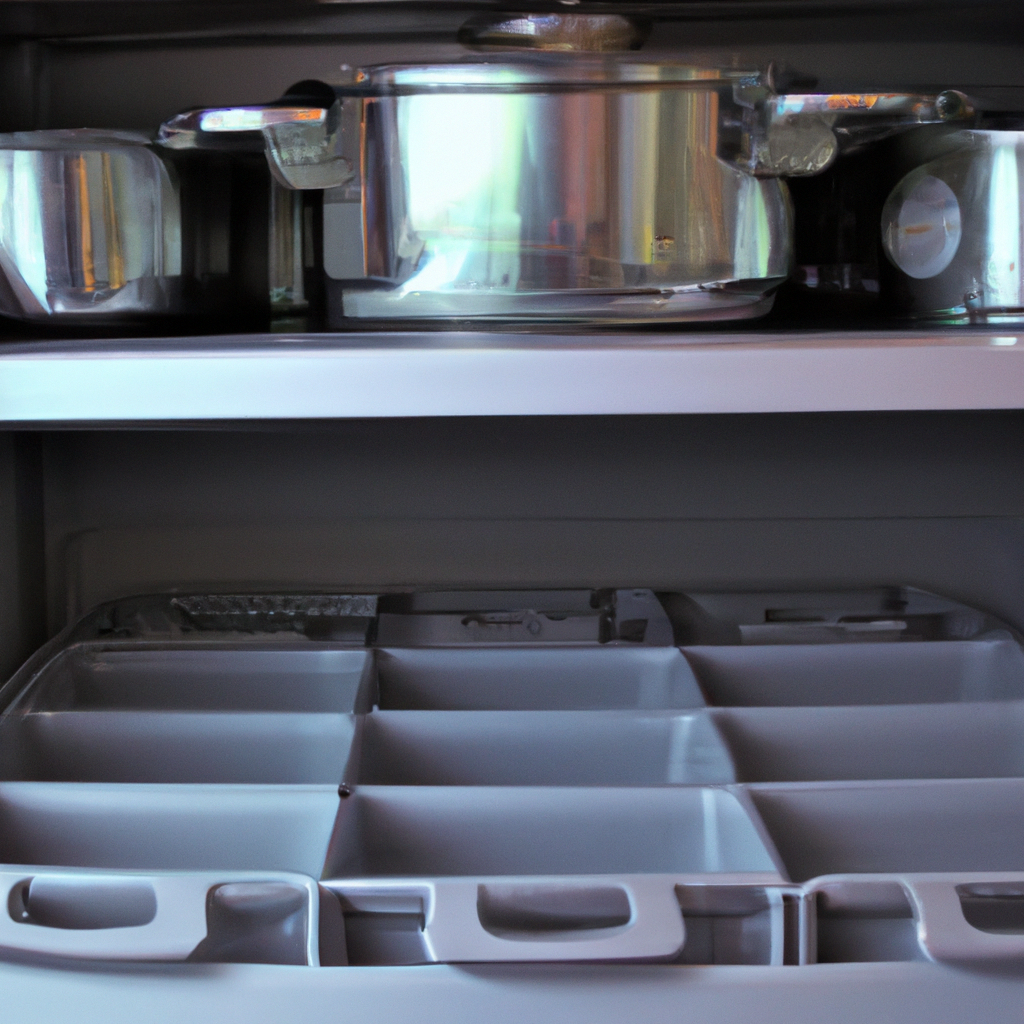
[9,877,157,931]
[477,883,632,939]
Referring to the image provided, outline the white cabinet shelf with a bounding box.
[1,329,1022,422]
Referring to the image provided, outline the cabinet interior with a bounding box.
[0,0,1023,985]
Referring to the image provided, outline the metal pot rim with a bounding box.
[347,58,758,93]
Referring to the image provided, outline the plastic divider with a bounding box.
[906,875,1024,967]
[0,711,357,784]
[712,703,1024,781]
[356,711,735,786]
[0,783,340,875]
[324,786,780,877]
[684,640,1024,706]
[375,647,706,711]
[18,646,374,713]
[673,883,802,965]
[809,878,924,963]
[747,780,1024,881]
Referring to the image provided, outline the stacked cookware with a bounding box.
[0,13,1015,329]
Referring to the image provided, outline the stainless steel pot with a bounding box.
[0,131,180,320]
[0,129,277,325]
[882,126,1024,323]
[161,45,970,327]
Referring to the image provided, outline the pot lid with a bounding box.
[458,12,646,52]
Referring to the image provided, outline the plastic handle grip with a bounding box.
[424,877,685,963]
[905,879,1024,966]
[0,870,319,963]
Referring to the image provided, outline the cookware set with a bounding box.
[0,13,1013,328]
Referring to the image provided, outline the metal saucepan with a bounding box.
[0,131,179,320]
[161,29,970,326]
[0,129,274,324]
[882,124,1024,323]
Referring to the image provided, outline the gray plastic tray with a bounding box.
[4,591,1024,976]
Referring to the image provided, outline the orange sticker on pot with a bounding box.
[825,94,880,110]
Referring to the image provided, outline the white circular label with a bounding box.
[882,173,962,280]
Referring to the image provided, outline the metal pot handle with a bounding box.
[160,81,972,188]
[158,98,357,191]
[736,88,973,177]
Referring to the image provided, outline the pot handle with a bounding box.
[158,95,357,191]
[740,88,972,177]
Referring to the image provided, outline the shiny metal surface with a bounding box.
[0,131,181,321]
[457,13,646,53]
[162,57,971,325]
[883,130,1024,323]
[348,68,791,323]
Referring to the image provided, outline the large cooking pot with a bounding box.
[881,125,1024,323]
[160,26,970,326]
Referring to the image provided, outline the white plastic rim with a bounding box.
[882,172,962,279]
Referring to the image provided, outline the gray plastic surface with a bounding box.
[749,780,1024,880]
[0,783,340,874]
[685,639,1024,706]
[329,875,692,962]
[0,867,322,963]
[811,878,924,964]
[674,884,798,966]
[324,786,779,877]
[5,594,1024,977]
[713,702,1024,781]
[357,711,735,786]
[376,647,705,711]
[0,711,355,784]
[19,647,373,713]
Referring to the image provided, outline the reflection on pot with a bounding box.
[162,44,970,326]
[882,129,1024,323]
[348,66,789,323]
[0,131,180,320]
[0,129,282,326]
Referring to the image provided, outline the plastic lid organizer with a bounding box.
[0,587,1023,968]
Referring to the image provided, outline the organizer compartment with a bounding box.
[18,647,373,713]
[714,703,1024,781]
[748,780,1024,881]
[356,711,735,786]
[811,880,925,964]
[0,711,355,784]
[2,587,1023,974]
[0,783,340,874]
[324,786,780,877]
[684,639,1024,706]
[342,907,431,966]
[674,884,801,965]
[375,647,705,711]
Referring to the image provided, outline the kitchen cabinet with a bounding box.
[2,3,1024,1021]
